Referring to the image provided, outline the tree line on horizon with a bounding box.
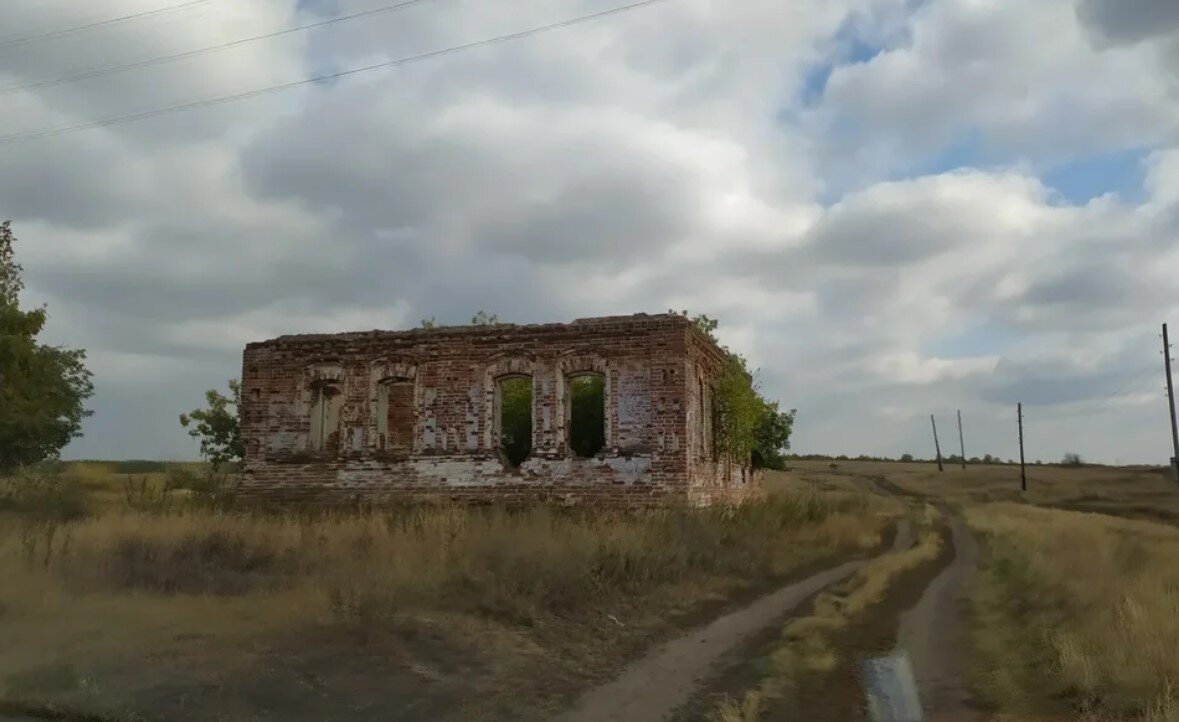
[786,452,1105,468]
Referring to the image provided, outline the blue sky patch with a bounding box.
[923,320,1015,359]
[902,129,989,178]
[800,62,833,106]
[1040,147,1148,205]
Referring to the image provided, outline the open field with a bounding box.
[0,462,896,721]
[966,503,1179,722]
[5,459,1179,721]
[781,458,1179,529]
[782,459,1179,721]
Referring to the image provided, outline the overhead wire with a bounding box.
[1,0,442,96]
[0,0,219,50]
[0,0,673,146]
[1043,357,1163,428]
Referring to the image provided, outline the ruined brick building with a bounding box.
[239,313,758,505]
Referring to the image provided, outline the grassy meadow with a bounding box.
[787,458,1179,722]
[0,462,896,721]
[967,503,1179,722]
[9,458,1179,720]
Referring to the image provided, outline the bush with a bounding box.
[0,468,89,521]
[106,530,283,595]
[164,468,238,511]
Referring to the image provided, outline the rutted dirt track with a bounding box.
[553,466,987,722]
[551,521,916,722]
[898,513,984,722]
[864,474,986,721]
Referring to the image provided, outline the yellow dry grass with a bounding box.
[0,482,895,718]
[711,505,945,722]
[966,503,1179,721]
[781,459,1176,512]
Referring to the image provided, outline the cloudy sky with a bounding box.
[3,0,1178,464]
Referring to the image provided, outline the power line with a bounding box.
[0,0,672,146]
[1077,360,1160,419]
[1,0,442,96]
[0,0,218,50]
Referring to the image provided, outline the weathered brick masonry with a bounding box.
[239,313,758,506]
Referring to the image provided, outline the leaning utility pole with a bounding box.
[931,414,944,472]
[957,410,966,470]
[1018,403,1027,492]
[1164,323,1179,482]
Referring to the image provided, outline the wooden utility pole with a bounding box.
[957,409,966,469]
[931,414,944,472]
[1164,323,1179,482]
[1018,403,1027,492]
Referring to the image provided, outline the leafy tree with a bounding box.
[900,453,914,462]
[671,309,795,468]
[712,356,763,465]
[752,400,795,470]
[179,380,243,469]
[419,317,437,329]
[0,222,94,473]
[1062,452,1083,467]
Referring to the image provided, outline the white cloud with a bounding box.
[3,0,1179,463]
[807,0,1179,186]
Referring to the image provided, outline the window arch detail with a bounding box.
[482,357,537,464]
[556,355,611,455]
[304,363,345,453]
[369,359,418,454]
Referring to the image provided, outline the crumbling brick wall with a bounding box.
[239,313,756,506]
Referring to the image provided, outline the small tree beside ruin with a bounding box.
[179,380,243,470]
[672,310,796,470]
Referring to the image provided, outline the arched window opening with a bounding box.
[568,373,605,458]
[376,378,414,453]
[309,382,342,452]
[497,375,532,468]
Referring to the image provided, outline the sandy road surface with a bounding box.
[551,520,915,722]
[897,512,983,722]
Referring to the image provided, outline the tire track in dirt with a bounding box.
[863,473,985,721]
[550,520,915,722]
[896,513,985,722]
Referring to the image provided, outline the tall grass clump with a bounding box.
[0,466,89,522]
[967,504,1179,720]
[0,491,890,628]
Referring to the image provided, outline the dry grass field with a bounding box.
[7,459,1179,721]
[966,504,1179,722]
[783,459,1179,721]
[0,462,896,721]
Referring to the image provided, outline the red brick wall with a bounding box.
[239,314,752,506]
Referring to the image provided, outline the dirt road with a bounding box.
[551,520,915,722]
[896,512,983,722]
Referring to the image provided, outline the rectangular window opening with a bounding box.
[309,384,342,452]
[377,379,414,453]
[498,376,533,468]
[569,373,605,458]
